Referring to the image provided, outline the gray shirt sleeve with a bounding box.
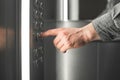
[92,2,120,41]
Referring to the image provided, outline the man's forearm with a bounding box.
[92,2,120,41]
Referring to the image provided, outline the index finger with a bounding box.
[40,28,62,37]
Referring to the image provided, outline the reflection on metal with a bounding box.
[56,0,69,21]
[56,0,79,21]
[21,0,30,80]
[56,51,69,80]
[0,27,6,50]
[0,0,21,80]
[69,0,79,20]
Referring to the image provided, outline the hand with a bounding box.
[40,23,100,53]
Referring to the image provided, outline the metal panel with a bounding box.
[0,0,21,80]
[98,41,120,80]
[30,0,44,80]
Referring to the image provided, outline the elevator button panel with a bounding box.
[31,0,44,66]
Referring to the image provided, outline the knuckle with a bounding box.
[66,41,72,47]
[60,31,67,36]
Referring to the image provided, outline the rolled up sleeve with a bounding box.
[92,2,120,41]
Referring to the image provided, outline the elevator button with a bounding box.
[33,11,43,20]
[33,0,39,9]
[39,2,43,9]
[33,32,41,41]
[33,21,39,30]
[32,0,44,66]
[33,21,43,31]
[38,47,44,54]
[33,10,39,19]
[38,56,43,63]
[39,22,43,28]
[32,48,43,60]
[32,48,38,60]
[40,12,43,18]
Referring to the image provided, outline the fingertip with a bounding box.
[39,31,49,37]
[39,32,44,37]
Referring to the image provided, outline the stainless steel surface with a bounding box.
[56,0,69,21]
[44,0,56,20]
[0,0,21,80]
[98,42,120,80]
[44,0,107,20]
[69,0,79,20]
[78,0,107,19]
[44,20,98,80]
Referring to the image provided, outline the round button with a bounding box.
[40,12,43,18]
[32,48,38,60]
[40,22,43,28]
[39,2,43,9]
[33,10,40,19]
[33,21,40,30]
[38,47,44,54]
[33,0,39,9]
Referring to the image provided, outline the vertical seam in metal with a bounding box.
[97,42,100,80]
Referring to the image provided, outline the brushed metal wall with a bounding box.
[43,0,107,20]
[30,0,120,80]
[0,0,21,80]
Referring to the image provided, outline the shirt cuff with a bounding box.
[92,12,116,41]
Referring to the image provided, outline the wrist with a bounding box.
[82,23,101,42]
